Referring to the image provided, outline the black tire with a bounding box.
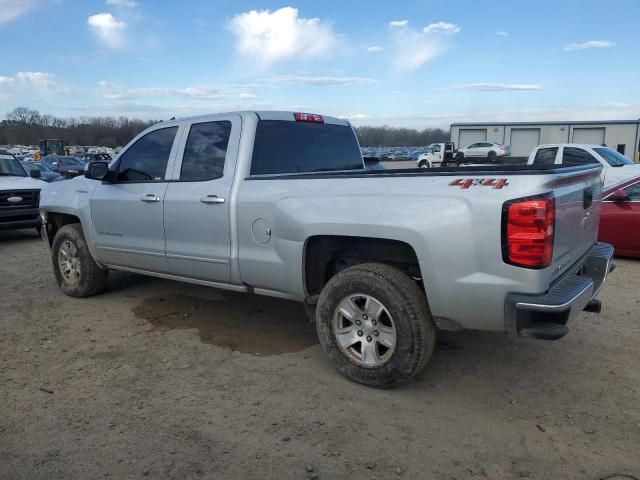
[51,223,108,298]
[316,263,436,387]
[487,151,497,162]
[418,160,430,169]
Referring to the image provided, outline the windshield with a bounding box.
[0,155,28,177]
[594,147,634,167]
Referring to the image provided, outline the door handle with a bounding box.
[141,194,160,202]
[200,195,225,204]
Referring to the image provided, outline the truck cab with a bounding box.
[527,144,640,187]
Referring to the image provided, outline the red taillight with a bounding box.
[294,112,324,123]
[503,195,555,268]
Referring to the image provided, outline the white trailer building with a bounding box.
[450,120,640,161]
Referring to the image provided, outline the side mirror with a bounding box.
[608,190,630,203]
[85,161,110,181]
[29,169,42,178]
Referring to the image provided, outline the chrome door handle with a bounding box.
[200,195,225,204]
[141,194,160,202]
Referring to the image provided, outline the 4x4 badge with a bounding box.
[449,178,509,190]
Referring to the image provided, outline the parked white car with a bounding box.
[527,144,640,187]
[460,142,510,160]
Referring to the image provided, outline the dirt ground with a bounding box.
[1,229,639,480]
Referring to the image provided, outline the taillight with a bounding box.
[502,194,555,269]
[294,112,324,123]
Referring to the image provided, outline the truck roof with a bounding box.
[166,111,351,127]
[535,143,607,149]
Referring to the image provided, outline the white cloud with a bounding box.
[392,28,445,73]
[228,7,339,69]
[496,31,509,37]
[389,20,408,28]
[563,40,615,51]
[15,71,54,85]
[423,21,460,34]
[97,81,227,100]
[0,76,16,86]
[106,0,139,7]
[390,20,460,73]
[442,83,544,91]
[87,12,127,49]
[270,75,376,86]
[0,0,35,24]
[367,46,383,52]
[238,92,257,99]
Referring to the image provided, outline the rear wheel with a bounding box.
[316,263,436,387]
[52,224,108,298]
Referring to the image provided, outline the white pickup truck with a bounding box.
[527,144,640,187]
[40,111,614,387]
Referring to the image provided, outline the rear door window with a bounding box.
[117,127,178,182]
[532,147,558,165]
[562,147,599,166]
[180,121,231,181]
[250,120,363,175]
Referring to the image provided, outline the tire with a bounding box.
[418,160,430,169]
[315,263,436,387]
[51,224,108,298]
[487,151,497,162]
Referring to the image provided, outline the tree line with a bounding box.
[0,107,449,148]
[0,107,157,148]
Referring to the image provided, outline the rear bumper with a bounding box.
[0,207,41,230]
[505,242,615,340]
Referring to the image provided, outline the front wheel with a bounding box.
[51,224,108,297]
[418,160,430,169]
[316,263,436,387]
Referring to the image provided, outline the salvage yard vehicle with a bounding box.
[527,144,640,187]
[417,142,463,168]
[40,111,614,387]
[0,152,43,232]
[40,155,86,179]
[598,176,640,258]
[21,161,64,183]
[460,142,510,160]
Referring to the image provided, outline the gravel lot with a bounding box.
[1,229,639,480]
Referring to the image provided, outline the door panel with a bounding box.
[163,115,241,282]
[90,124,181,272]
[92,182,171,272]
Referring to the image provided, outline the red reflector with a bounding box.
[503,196,555,268]
[294,112,324,123]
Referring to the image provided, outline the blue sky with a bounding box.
[0,0,638,127]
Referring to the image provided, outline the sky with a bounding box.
[0,0,639,128]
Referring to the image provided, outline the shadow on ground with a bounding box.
[132,292,317,355]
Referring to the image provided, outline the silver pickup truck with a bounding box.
[40,111,614,387]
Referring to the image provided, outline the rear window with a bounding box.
[250,120,363,175]
[532,147,558,166]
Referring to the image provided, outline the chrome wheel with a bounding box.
[58,240,81,285]
[332,293,397,367]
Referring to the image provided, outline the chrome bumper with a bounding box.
[505,242,615,340]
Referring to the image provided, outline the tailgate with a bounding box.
[550,166,602,278]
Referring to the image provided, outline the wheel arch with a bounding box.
[303,235,423,298]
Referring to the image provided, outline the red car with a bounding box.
[598,176,640,257]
